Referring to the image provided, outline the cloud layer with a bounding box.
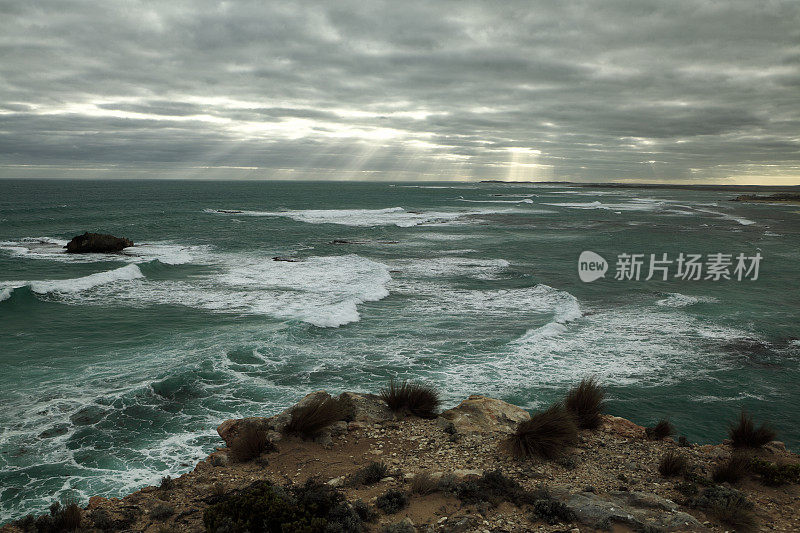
[1,0,799,182]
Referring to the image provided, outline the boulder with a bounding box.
[65,232,133,253]
[601,415,647,438]
[564,491,702,531]
[338,392,393,424]
[439,394,530,434]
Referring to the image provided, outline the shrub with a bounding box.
[203,478,364,533]
[675,481,699,497]
[212,482,226,497]
[59,503,82,531]
[658,450,688,477]
[151,504,174,521]
[410,472,439,495]
[508,404,578,460]
[693,485,756,532]
[284,396,344,440]
[229,427,276,462]
[351,462,389,486]
[375,490,409,515]
[454,470,543,507]
[351,500,377,523]
[712,454,751,484]
[749,458,800,486]
[379,380,440,419]
[16,501,83,532]
[530,496,576,525]
[159,475,173,490]
[646,418,674,440]
[564,377,605,430]
[728,410,776,449]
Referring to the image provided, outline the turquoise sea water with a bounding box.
[1,179,798,521]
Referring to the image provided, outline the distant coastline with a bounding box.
[479,179,800,194]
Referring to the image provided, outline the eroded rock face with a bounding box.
[65,232,133,253]
[439,394,530,434]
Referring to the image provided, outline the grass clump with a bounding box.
[410,472,439,495]
[375,490,409,515]
[203,478,367,533]
[508,404,578,460]
[646,418,674,440]
[379,380,440,419]
[564,377,605,430]
[712,454,751,484]
[749,458,800,486]
[658,450,688,477]
[350,461,389,486]
[693,485,756,532]
[454,470,543,507]
[728,410,776,449]
[284,396,344,440]
[229,427,276,462]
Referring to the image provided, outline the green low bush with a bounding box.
[454,470,543,507]
[375,490,409,515]
[749,458,800,486]
[693,485,756,532]
[203,478,366,533]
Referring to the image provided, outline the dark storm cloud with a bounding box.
[0,0,798,182]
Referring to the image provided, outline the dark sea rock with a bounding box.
[65,232,133,253]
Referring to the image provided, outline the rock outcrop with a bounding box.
[64,232,133,253]
[439,394,530,434]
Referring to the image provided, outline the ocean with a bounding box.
[0,179,798,521]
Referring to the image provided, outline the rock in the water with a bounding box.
[440,394,530,434]
[65,232,133,253]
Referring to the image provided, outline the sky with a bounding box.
[0,0,799,184]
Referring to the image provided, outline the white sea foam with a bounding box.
[66,254,392,328]
[542,199,664,212]
[456,198,535,204]
[204,207,509,227]
[689,207,755,226]
[28,264,144,294]
[432,304,754,401]
[388,257,511,279]
[656,293,719,307]
[0,287,12,302]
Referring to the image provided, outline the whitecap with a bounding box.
[28,264,144,294]
[204,207,511,227]
[388,257,511,280]
[656,293,719,307]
